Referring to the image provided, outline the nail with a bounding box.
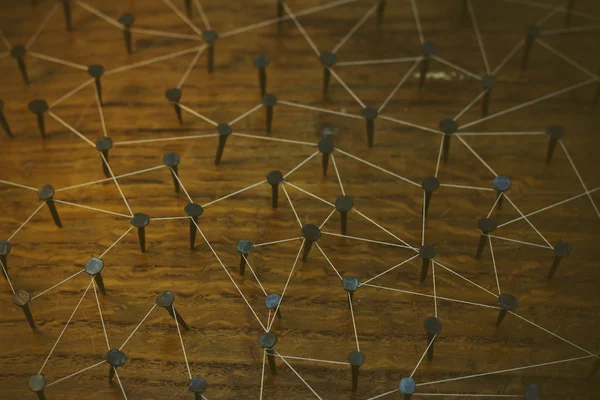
[548,241,570,279]
[265,293,282,319]
[13,289,36,329]
[118,13,135,54]
[545,125,564,164]
[85,257,106,295]
[263,94,277,134]
[524,384,541,400]
[588,359,600,381]
[88,64,105,105]
[481,75,497,117]
[38,185,62,228]
[0,100,14,138]
[318,138,334,177]
[342,275,359,302]
[335,195,354,235]
[61,0,72,31]
[565,0,575,27]
[496,293,518,327]
[348,351,364,392]
[106,349,127,384]
[421,176,440,218]
[215,123,232,165]
[131,213,150,253]
[184,0,192,18]
[521,25,539,71]
[423,316,442,361]
[202,30,218,73]
[29,375,47,400]
[491,175,511,211]
[184,203,204,250]
[0,240,11,280]
[277,0,284,33]
[377,0,386,25]
[301,224,321,261]
[28,99,49,138]
[258,332,278,375]
[163,152,181,193]
[361,107,378,148]
[95,137,113,178]
[156,290,190,330]
[165,88,183,124]
[476,218,497,259]
[320,52,337,97]
[419,246,435,283]
[439,119,458,163]
[419,42,437,89]
[267,170,283,208]
[253,55,270,99]
[398,377,416,400]
[189,377,208,400]
[236,240,254,276]
[10,45,29,84]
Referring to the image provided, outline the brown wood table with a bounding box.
[0,0,599,399]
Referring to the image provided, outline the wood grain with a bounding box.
[0,0,599,399]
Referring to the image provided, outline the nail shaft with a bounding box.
[62,0,72,31]
[377,0,386,25]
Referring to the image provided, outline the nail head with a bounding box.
[318,139,334,154]
[163,151,180,167]
[342,276,359,292]
[155,290,175,307]
[439,119,458,134]
[131,213,150,228]
[165,88,182,102]
[189,377,208,394]
[258,332,277,349]
[0,240,11,256]
[301,224,321,242]
[554,241,571,258]
[28,99,49,114]
[421,176,440,192]
[87,64,105,78]
[118,13,134,26]
[28,375,46,392]
[498,293,519,311]
[546,125,564,140]
[202,30,218,42]
[348,351,364,366]
[478,218,497,233]
[217,123,232,136]
[236,240,254,255]
[419,245,436,260]
[492,176,511,192]
[423,316,442,334]
[95,137,113,151]
[361,107,378,120]
[526,24,540,37]
[335,195,353,212]
[106,349,127,367]
[266,170,283,185]
[184,203,204,218]
[13,289,31,307]
[10,45,26,58]
[37,184,55,201]
[85,257,104,276]
[482,75,497,88]
[319,52,337,67]
[524,384,541,400]
[253,55,271,69]
[263,94,277,107]
[398,377,416,394]
[422,41,437,55]
[265,293,282,310]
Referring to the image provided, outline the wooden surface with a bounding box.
[1,0,600,399]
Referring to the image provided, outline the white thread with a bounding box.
[454,89,489,121]
[120,304,158,349]
[100,153,134,216]
[113,367,128,399]
[455,135,498,176]
[432,261,437,317]
[275,354,347,366]
[336,148,421,187]
[163,0,204,36]
[328,67,367,108]
[348,292,360,351]
[284,181,335,207]
[485,234,553,250]
[173,304,193,379]
[537,39,599,80]
[441,183,494,192]
[28,51,89,71]
[330,154,345,196]
[379,59,422,113]
[282,2,320,56]
[410,0,424,44]
[458,131,546,136]
[332,2,379,53]
[321,231,416,249]
[178,102,219,126]
[75,0,124,29]
[46,360,106,387]
[336,57,421,67]
[366,389,398,400]
[278,100,363,120]
[411,333,437,378]
[242,254,268,296]
[259,349,266,400]
[47,111,97,147]
[229,104,263,125]
[92,280,111,350]
[106,46,203,75]
[8,202,46,241]
[31,269,85,301]
[433,260,499,298]
[99,226,134,259]
[353,208,417,250]
[503,194,553,248]
[254,237,303,247]
[281,184,303,228]
[56,165,166,191]
[467,0,490,74]
[170,167,193,203]
[26,3,61,49]
[431,55,482,80]
[488,236,501,295]
[0,259,15,294]
[320,208,337,229]
[315,242,343,280]
[178,46,207,88]
[492,39,524,75]
[560,141,600,218]
[49,79,95,109]
[193,0,211,30]
[129,27,203,40]
[378,115,443,135]
[487,193,502,218]
[115,134,219,145]
[541,25,600,36]
[275,350,324,399]
[283,151,321,178]
[203,180,266,207]
[360,254,420,286]
[53,199,132,218]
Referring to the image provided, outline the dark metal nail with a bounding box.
[335,195,353,235]
[320,52,337,97]
[419,42,437,89]
[301,224,321,261]
[184,203,204,250]
[28,99,49,138]
[439,119,458,163]
[546,125,564,164]
[165,88,183,124]
[131,213,150,253]
[348,351,364,392]
[496,293,518,327]
[38,185,62,228]
[189,377,208,400]
[13,289,36,329]
[421,176,440,218]
[29,374,47,400]
[95,137,113,178]
[10,45,29,84]
[118,13,135,54]
[377,0,386,25]
[492,175,511,211]
[202,30,218,73]
[548,241,570,279]
[318,139,334,177]
[277,0,284,33]
[267,170,283,209]
[184,0,193,18]
[361,107,378,148]
[419,246,436,282]
[61,0,72,31]
[236,240,254,276]
[343,276,359,302]
[521,25,539,71]
[263,94,277,134]
[258,332,278,375]
[156,290,190,330]
[423,316,442,361]
[0,100,14,138]
[88,64,105,105]
[85,257,106,295]
[163,152,181,193]
[253,55,271,98]
[481,75,496,117]
[0,240,11,280]
[565,0,575,27]
[476,218,497,259]
[398,377,416,400]
[524,384,541,400]
[106,349,127,383]
[265,293,282,319]
[215,123,232,165]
